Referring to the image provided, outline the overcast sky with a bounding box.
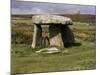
[11,0,96,15]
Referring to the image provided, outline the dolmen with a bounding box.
[32,15,75,50]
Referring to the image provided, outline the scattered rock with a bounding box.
[35,47,61,54]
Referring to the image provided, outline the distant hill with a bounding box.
[62,14,96,23]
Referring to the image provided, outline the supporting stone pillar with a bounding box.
[32,24,42,48]
[49,25,64,47]
[61,25,75,47]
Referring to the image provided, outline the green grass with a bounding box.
[11,41,96,74]
[12,19,32,25]
[11,15,96,74]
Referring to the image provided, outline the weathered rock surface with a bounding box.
[32,15,73,25]
[32,24,42,48]
[49,25,64,47]
[35,47,61,54]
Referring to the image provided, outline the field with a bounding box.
[11,14,96,74]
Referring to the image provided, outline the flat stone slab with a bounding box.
[32,15,73,25]
[35,47,61,54]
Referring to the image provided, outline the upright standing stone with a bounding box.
[32,24,42,48]
[49,25,64,47]
[61,25,75,47]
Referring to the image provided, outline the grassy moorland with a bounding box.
[11,14,96,74]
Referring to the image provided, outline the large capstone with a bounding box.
[32,15,73,25]
[32,15,75,48]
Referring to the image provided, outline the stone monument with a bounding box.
[32,15,75,49]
